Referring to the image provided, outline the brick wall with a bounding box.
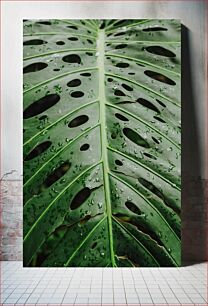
[0,178,207,264]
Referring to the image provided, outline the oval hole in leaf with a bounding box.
[144,70,176,85]
[115,113,129,121]
[23,62,48,74]
[40,161,71,193]
[114,32,125,37]
[143,27,167,32]
[116,62,129,68]
[80,143,90,151]
[62,54,81,64]
[86,52,93,56]
[67,25,78,30]
[156,99,166,108]
[138,178,163,199]
[136,63,145,67]
[68,37,78,41]
[137,98,160,113]
[67,79,81,87]
[115,44,127,49]
[143,152,157,160]
[125,201,142,215]
[115,160,123,166]
[114,89,126,96]
[70,91,84,98]
[107,78,113,82]
[23,94,60,119]
[99,20,106,29]
[122,83,133,91]
[56,41,65,45]
[53,68,60,71]
[152,136,160,144]
[36,21,51,25]
[23,39,47,45]
[154,116,166,123]
[91,242,98,249]
[123,127,150,148]
[70,187,91,210]
[128,72,135,75]
[24,141,52,161]
[80,72,91,77]
[68,115,89,128]
[87,39,93,44]
[145,46,176,58]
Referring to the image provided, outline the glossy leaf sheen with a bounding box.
[23,19,181,267]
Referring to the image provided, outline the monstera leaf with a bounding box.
[23,19,181,267]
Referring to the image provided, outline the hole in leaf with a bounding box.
[115,159,123,166]
[136,63,145,67]
[80,72,91,77]
[70,91,84,98]
[23,94,60,119]
[67,25,78,30]
[144,70,176,85]
[152,136,160,144]
[111,132,117,139]
[53,68,60,71]
[87,39,93,44]
[70,187,91,210]
[67,79,81,87]
[154,116,166,123]
[143,152,157,160]
[156,99,166,108]
[39,115,48,120]
[143,27,167,32]
[116,62,129,68]
[128,72,135,75]
[36,21,51,25]
[114,89,126,96]
[122,83,133,91]
[115,44,127,49]
[23,39,47,45]
[24,141,52,161]
[68,115,89,128]
[39,161,71,193]
[107,78,113,82]
[56,41,65,45]
[145,46,176,57]
[79,215,91,225]
[139,178,163,199]
[62,54,81,64]
[125,201,142,215]
[80,143,90,151]
[68,37,78,41]
[91,241,98,249]
[86,52,93,56]
[123,127,150,148]
[137,98,160,113]
[115,113,129,121]
[23,62,48,74]
[114,32,125,37]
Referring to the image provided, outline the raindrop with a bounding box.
[23,39,47,45]
[144,70,176,85]
[23,62,48,74]
[115,113,129,121]
[24,141,52,161]
[70,187,91,210]
[68,115,89,128]
[123,127,150,148]
[23,94,60,119]
[62,54,81,64]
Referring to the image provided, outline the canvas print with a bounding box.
[23,19,181,267]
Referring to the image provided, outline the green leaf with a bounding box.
[23,19,181,267]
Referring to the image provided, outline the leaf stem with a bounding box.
[97,29,116,267]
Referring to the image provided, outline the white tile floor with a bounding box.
[0,261,207,305]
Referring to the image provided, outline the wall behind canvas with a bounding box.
[1,0,207,263]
